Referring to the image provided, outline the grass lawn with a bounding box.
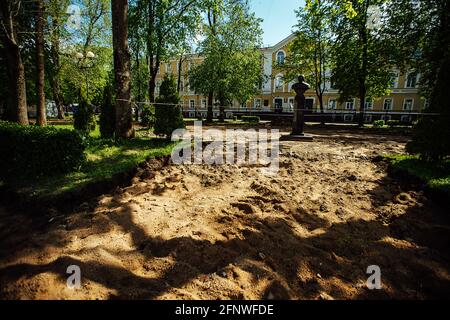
[7,124,175,200]
[387,155,450,196]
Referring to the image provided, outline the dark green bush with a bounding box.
[407,116,450,161]
[0,121,86,180]
[154,75,185,138]
[373,120,385,128]
[387,120,401,128]
[99,82,116,138]
[140,104,155,129]
[241,116,260,123]
[74,100,96,132]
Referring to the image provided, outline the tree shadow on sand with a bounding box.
[0,167,449,300]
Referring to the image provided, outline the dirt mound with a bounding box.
[0,130,449,300]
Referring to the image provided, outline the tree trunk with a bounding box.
[318,93,325,125]
[111,0,134,138]
[5,43,28,125]
[207,91,214,123]
[51,15,64,119]
[0,2,28,125]
[358,6,369,127]
[35,0,46,126]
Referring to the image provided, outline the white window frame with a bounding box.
[405,72,418,88]
[403,98,414,111]
[390,72,399,88]
[345,99,355,110]
[383,98,393,111]
[165,63,171,73]
[364,98,374,110]
[254,98,262,109]
[328,98,337,110]
[423,98,430,110]
[201,99,207,109]
[275,74,284,90]
[189,100,195,109]
[276,50,286,65]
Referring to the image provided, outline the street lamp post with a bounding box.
[75,51,96,103]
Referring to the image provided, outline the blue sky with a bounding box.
[249,0,305,47]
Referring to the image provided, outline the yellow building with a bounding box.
[156,34,427,123]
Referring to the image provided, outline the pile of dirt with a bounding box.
[0,130,449,300]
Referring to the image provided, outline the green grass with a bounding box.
[9,124,175,199]
[386,154,450,196]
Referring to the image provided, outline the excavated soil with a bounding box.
[0,129,449,300]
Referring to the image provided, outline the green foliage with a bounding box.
[190,0,263,117]
[154,76,185,138]
[406,117,450,161]
[140,104,156,129]
[0,121,86,180]
[372,120,385,128]
[74,100,96,132]
[241,116,260,123]
[330,0,394,105]
[388,155,450,199]
[387,120,401,128]
[281,0,332,112]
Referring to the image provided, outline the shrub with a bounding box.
[372,120,385,128]
[99,83,116,138]
[140,104,155,129]
[154,75,185,138]
[74,100,96,132]
[0,121,86,180]
[241,116,260,123]
[387,120,401,128]
[407,116,450,161]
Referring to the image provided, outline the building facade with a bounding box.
[156,34,427,123]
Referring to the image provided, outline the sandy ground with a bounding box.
[0,128,449,300]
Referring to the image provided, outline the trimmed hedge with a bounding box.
[0,121,86,180]
[372,120,385,128]
[241,116,260,123]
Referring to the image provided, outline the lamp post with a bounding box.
[75,51,96,102]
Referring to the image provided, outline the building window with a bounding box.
[288,98,295,111]
[401,115,412,123]
[365,98,373,110]
[165,63,172,73]
[390,72,399,88]
[344,114,354,122]
[328,99,337,110]
[189,112,195,118]
[364,115,373,123]
[201,99,207,109]
[275,75,284,90]
[403,98,414,111]
[254,98,261,109]
[381,115,392,121]
[406,72,418,88]
[383,98,393,111]
[423,98,430,110]
[345,99,355,110]
[263,100,269,108]
[189,100,195,109]
[276,51,285,65]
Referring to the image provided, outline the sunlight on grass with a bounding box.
[10,124,175,199]
[387,154,450,195]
